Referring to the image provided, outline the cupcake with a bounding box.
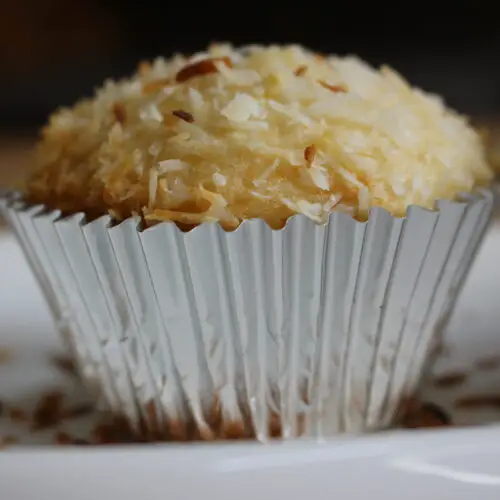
[1,44,494,441]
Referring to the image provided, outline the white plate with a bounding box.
[1,222,500,499]
[2,428,500,500]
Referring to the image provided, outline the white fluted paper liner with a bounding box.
[0,190,494,440]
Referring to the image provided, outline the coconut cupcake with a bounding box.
[1,44,494,441]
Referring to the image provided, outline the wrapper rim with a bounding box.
[0,187,492,235]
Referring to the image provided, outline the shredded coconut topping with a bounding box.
[26,44,492,229]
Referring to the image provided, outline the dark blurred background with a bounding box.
[0,0,499,185]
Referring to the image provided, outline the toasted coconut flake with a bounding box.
[221,94,263,122]
[172,109,194,123]
[294,65,308,76]
[212,172,227,186]
[309,166,330,190]
[112,102,126,124]
[137,61,151,76]
[140,103,163,123]
[282,197,324,223]
[254,159,280,184]
[318,80,347,93]
[158,159,189,174]
[188,88,205,108]
[142,77,171,94]
[138,61,152,76]
[149,168,158,206]
[304,144,316,165]
[175,57,232,83]
[198,185,240,228]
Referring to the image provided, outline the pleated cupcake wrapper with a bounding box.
[0,189,494,440]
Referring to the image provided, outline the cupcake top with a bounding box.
[26,44,492,229]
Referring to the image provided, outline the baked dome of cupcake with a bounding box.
[26,44,492,229]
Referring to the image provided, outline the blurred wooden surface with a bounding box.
[0,137,33,189]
